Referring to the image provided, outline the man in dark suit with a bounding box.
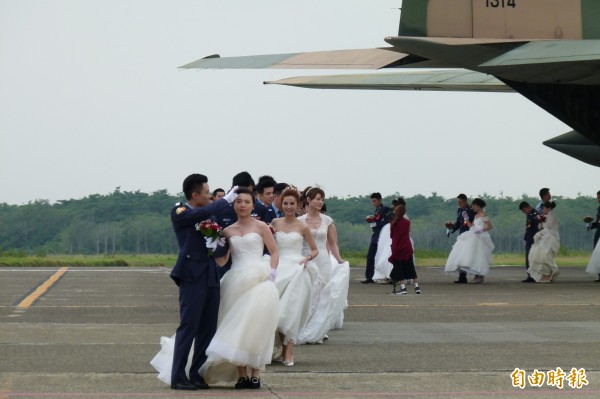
[447,193,475,284]
[519,201,540,283]
[535,187,552,213]
[256,175,277,223]
[215,171,261,229]
[169,173,237,390]
[362,192,392,284]
[269,182,289,219]
[586,191,600,282]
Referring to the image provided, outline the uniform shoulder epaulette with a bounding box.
[174,202,187,214]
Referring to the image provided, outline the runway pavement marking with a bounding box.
[15,267,69,310]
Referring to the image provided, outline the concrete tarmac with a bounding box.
[1,265,599,398]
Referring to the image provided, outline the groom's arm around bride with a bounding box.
[169,173,237,390]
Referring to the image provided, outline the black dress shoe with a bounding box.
[234,377,250,389]
[170,381,198,390]
[454,279,467,284]
[190,377,209,389]
[595,274,600,282]
[361,279,374,284]
[521,277,536,283]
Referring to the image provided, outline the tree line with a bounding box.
[0,188,597,256]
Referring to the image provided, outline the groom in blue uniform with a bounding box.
[362,192,392,284]
[169,174,237,390]
[519,201,540,283]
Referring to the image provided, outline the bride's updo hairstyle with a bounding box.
[302,186,325,201]
[282,187,300,202]
[235,186,255,202]
[471,198,487,208]
[543,201,557,210]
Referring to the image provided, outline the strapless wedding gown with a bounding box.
[150,232,279,386]
[445,216,494,276]
[274,231,319,344]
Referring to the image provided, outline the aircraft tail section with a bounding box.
[399,0,600,40]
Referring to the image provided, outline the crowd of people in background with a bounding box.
[151,171,600,391]
[363,187,600,289]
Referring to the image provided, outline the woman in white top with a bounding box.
[296,186,350,344]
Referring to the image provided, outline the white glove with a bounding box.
[461,211,468,221]
[445,228,452,237]
[205,236,226,250]
[586,223,592,231]
[223,186,239,203]
[267,268,277,282]
[205,237,218,251]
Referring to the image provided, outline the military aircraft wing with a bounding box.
[181,0,600,165]
[384,36,600,84]
[543,131,600,167]
[180,48,417,70]
[264,70,511,92]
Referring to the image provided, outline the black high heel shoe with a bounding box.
[249,377,261,389]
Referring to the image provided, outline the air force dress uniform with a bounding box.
[170,198,229,388]
[524,208,541,270]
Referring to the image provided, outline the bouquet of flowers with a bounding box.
[444,221,454,237]
[583,216,594,230]
[536,214,546,229]
[366,215,376,227]
[195,220,224,256]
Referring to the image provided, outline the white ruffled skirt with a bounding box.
[445,231,494,276]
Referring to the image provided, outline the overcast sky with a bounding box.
[1,0,598,205]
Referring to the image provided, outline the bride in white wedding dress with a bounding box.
[151,188,280,390]
[445,198,494,283]
[271,188,319,366]
[297,186,350,344]
[528,201,560,283]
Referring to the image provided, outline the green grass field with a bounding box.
[0,251,593,267]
